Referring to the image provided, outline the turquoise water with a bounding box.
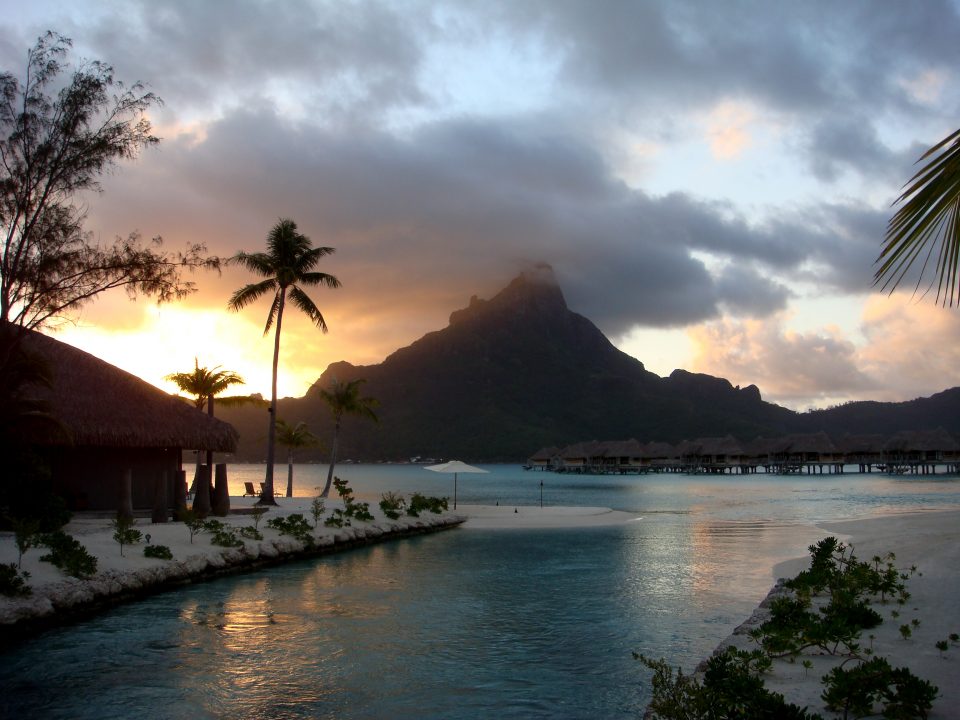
[2,466,959,718]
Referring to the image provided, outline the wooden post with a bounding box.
[212,463,230,517]
[174,469,187,516]
[118,468,134,522]
[152,470,169,523]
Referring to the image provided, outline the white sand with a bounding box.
[719,509,960,718]
[0,495,465,627]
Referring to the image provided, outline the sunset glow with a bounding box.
[6,2,960,410]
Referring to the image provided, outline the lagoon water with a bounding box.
[3,465,960,719]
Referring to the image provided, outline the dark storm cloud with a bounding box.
[9,0,959,352]
[88,107,863,339]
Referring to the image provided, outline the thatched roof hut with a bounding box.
[22,329,238,452]
[14,329,239,511]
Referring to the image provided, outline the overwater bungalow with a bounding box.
[18,330,238,512]
[883,428,960,474]
[527,446,561,471]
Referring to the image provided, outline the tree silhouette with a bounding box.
[228,218,339,505]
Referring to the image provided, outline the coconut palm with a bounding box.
[227,218,340,505]
[165,359,247,514]
[275,419,320,498]
[876,127,960,305]
[317,378,378,498]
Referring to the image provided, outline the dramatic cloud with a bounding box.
[689,316,878,409]
[6,1,960,406]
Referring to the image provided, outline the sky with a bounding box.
[4,0,960,411]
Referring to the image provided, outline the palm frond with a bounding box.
[288,286,328,331]
[298,271,342,289]
[228,278,276,311]
[262,290,282,336]
[877,128,960,305]
[228,251,276,278]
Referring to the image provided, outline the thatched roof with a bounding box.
[885,428,959,453]
[529,446,561,461]
[695,435,745,457]
[602,439,644,458]
[19,329,239,451]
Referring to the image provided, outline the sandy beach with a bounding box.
[714,509,960,718]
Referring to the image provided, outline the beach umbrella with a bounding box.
[425,460,488,509]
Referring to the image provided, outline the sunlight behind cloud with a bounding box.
[53,305,327,400]
[704,100,755,159]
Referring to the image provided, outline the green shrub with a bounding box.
[238,526,263,541]
[110,515,143,556]
[39,531,97,578]
[143,544,173,560]
[177,508,205,544]
[821,657,937,719]
[407,493,448,517]
[379,492,405,520]
[637,647,823,720]
[310,497,325,528]
[324,509,350,528]
[202,519,243,547]
[267,514,314,544]
[0,562,31,596]
[10,516,40,568]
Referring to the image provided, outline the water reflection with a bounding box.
[2,472,960,719]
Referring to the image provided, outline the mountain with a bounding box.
[220,265,804,461]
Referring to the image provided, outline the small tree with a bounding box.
[275,419,321,497]
[0,32,218,333]
[316,378,378,498]
[111,514,142,556]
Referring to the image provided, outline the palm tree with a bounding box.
[166,359,247,514]
[317,378,378,498]
[275,419,320,498]
[227,218,340,505]
[876,127,960,305]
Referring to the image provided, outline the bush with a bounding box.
[39,530,97,578]
[143,544,173,560]
[407,493,448,517]
[637,647,823,719]
[110,515,142,556]
[0,562,31,596]
[379,492,405,520]
[267,514,314,545]
[202,519,243,547]
[177,508,205,544]
[238,526,263,541]
[821,657,937,719]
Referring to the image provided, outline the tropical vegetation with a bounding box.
[228,218,340,505]
[316,378,378,497]
[166,359,254,514]
[275,419,320,497]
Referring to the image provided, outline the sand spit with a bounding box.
[0,496,464,645]
[695,510,960,719]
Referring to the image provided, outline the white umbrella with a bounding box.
[425,460,488,509]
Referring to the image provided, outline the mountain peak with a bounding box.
[449,263,567,326]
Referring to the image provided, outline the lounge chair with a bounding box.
[243,481,257,497]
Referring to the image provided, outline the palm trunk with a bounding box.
[259,289,285,505]
[321,419,340,498]
[286,449,294,497]
[205,395,214,495]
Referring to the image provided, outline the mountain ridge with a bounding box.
[218,267,960,461]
